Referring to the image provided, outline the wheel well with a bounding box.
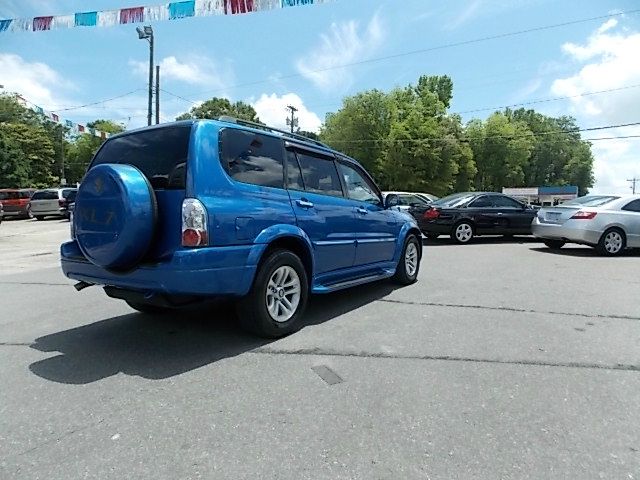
[260,236,313,285]
[407,227,423,257]
[601,226,627,240]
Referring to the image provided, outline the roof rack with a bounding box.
[217,115,330,150]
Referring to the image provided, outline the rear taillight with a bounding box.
[181,198,208,247]
[423,208,440,220]
[571,211,597,220]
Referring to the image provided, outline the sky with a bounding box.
[1,0,639,194]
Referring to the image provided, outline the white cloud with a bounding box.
[550,20,640,194]
[296,13,384,92]
[445,0,482,30]
[0,53,75,109]
[252,93,322,133]
[129,55,233,90]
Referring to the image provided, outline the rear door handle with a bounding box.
[357,207,368,215]
[296,199,314,209]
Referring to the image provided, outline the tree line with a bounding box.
[0,75,594,195]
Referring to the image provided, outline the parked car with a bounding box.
[532,194,640,256]
[420,192,537,243]
[61,118,422,338]
[0,201,3,225]
[0,188,36,219]
[61,190,77,220]
[29,188,77,220]
[383,191,438,226]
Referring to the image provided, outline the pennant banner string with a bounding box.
[0,0,332,33]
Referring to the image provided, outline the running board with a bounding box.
[312,270,394,294]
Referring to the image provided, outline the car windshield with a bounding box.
[432,192,476,208]
[562,195,619,207]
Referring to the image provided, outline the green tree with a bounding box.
[0,122,56,188]
[176,98,260,123]
[66,120,125,184]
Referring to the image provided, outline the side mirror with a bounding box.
[384,194,399,209]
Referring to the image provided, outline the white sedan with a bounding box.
[532,194,640,256]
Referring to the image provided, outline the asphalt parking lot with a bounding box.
[1,219,639,479]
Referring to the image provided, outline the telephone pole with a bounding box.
[285,105,298,133]
[628,177,639,194]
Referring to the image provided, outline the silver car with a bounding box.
[29,188,77,220]
[532,195,640,256]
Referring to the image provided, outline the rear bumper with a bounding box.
[60,241,261,297]
[2,206,28,216]
[32,207,66,217]
[531,218,601,245]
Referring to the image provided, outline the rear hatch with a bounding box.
[30,190,60,213]
[538,195,620,225]
[87,124,192,261]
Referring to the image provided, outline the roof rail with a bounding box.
[217,115,330,150]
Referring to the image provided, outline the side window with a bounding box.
[470,196,492,208]
[622,199,640,212]
[405,194,428,206]
[285,150,304,191]
[493,195,523,208]
[219,129,284,189]
[397,195,411,206]
[338,162,381,205]
[296,152,343,197]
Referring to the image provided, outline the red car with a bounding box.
[0,189,36,219]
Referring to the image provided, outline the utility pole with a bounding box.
[155,65,160,125]
[285,105,298,133]
[627,177,639,194]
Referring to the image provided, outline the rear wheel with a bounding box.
[452,221,474,244]
[597,228,626,256]
[393,234,420,285]
[237,250,309,338]
[544,239,565,250]
[24,206,34,219]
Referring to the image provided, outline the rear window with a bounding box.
[20,191,33,199]
[91,126,191,189]
[433,193,476,208]
[0,192,19,200]
[563,195,619,207]
[219,128,284,189]
[63,189,77,200]
[31,191,58,200]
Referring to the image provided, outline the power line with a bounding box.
[185,8,640,97]
[42,89,145,112]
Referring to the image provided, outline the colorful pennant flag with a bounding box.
[0,0,332,33]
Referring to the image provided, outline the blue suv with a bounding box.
[61,117,421,337]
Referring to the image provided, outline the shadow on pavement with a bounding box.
[29,281,397,384]
[530,246,640,257]
[423,236,541,247]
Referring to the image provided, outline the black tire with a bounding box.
[24,206,34,219]
[452,221,474,244]
[126,301,172,314]
[425,232,440,240]
[393,234,420,285]
[596,228,626,256]
[236,249,309,338]
[544,239,565,250]
[35,216,45,221]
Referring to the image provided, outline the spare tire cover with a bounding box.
[75,163,157,270]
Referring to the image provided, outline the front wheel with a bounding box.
[237,249,309,338]
[393,234,420,285]
[452,221,474,244]
[597,228,626,256]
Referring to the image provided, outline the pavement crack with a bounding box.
[252,347,640,373]
[377,298,640,321]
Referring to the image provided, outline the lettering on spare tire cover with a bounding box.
[75,164,156,270]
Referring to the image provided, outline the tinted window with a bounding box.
[622,199,640,212]
[31,191,58,200]
[339,162,380,204]
[399,194,429,206]
[296,152,343,197]
[20,191,33,199]
[62,189,77,200]
[219,129,284,189]
[470,196,492,208]
[493,195,523,208]
[0,192,18,200]
[285,150,304,191]
[433,192,476,208]
[92,126,191,189]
